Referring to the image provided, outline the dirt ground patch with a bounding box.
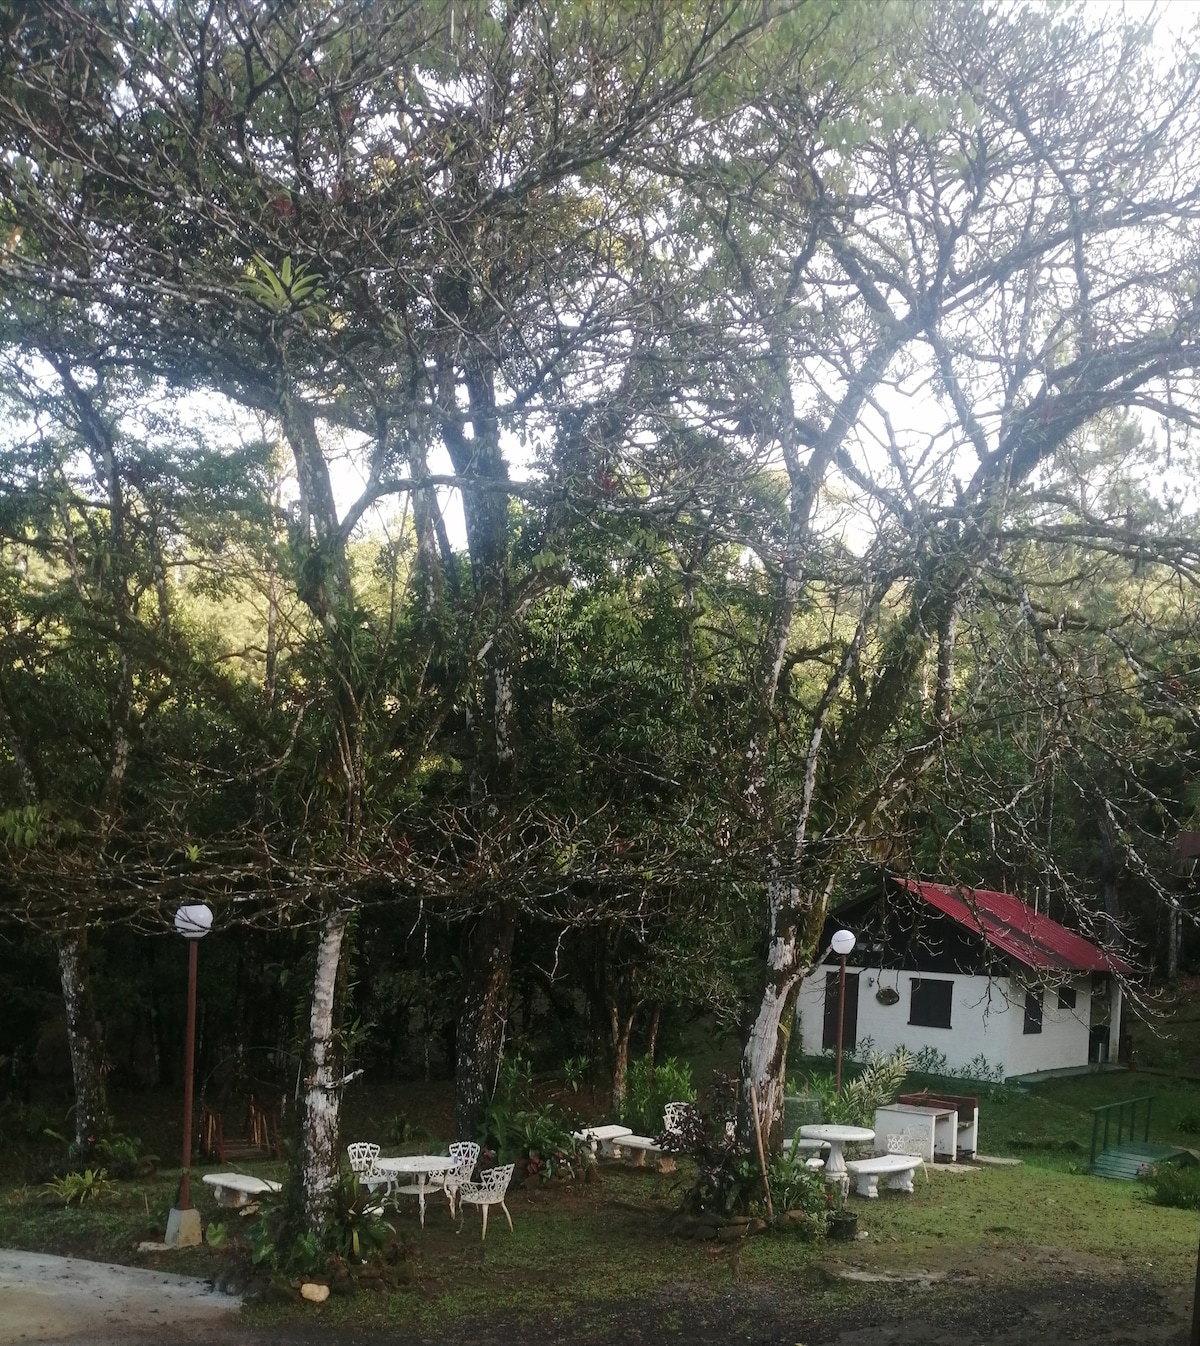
[242,1259,1193,1346]
[2,1241,1194,1345]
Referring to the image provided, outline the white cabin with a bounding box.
[795,877,1129,1078]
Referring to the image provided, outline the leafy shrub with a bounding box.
[0,1102,57,1144]
[244,1171,393,1273]
[380,1113,428,1147]
[619,1055,696,1135]
[904,1045,1006,1083]
[1176,1111,1200,1136]
[797,1049,911,1127]
[768,1144,829,1236]
[288,1230,325,1275]
[477,1054,577,1177]
[96,1134,154,1179]
[479,1098,576,1176]
[43,1168,114,1206]
[664,1102,764,1218]
[562,1055,589,1093]
[1141,1162,1200,1210]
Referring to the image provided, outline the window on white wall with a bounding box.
[1023,987,1044,1034]
[909,978,953,1029]
[1057,985,1077,1011]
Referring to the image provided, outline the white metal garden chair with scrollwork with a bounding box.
[346,1141,390,1197]
[885,1130,930,1182]
[456,1162,515,1240]
[441,1140,481,1217]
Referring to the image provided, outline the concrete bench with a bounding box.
[201,1172,282,1208]
[613,1134,676,1172]
[844,1153,921,1198]
[571,1124,632,1159]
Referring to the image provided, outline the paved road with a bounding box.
[0,1249,242,1344]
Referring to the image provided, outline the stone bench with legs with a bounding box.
[201,1172,281,1209]
[843,1153,922,1198]
[611,1133,676,1172]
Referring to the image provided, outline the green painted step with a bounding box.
[1089,1141,1194,1180]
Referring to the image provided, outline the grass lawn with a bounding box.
[1,1067,1197,1336]
[3,982,1200,1339]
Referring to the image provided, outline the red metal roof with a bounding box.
[895,878,1130,975]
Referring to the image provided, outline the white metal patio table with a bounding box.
[374,1154,454,1228]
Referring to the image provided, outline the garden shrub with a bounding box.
[797,1049,911,1127]
[42,1168,114,1206]
[664,1102,764,1217]
[619,1054,696,1135]
[768,1145,829,1236]
[477,1053,577,1176]
[1141,1162,1200,1210]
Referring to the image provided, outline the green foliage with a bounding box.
[288,1229,325,1274]
[766,1145,829,1234]
[204,1220,228,1249]
[562,1055,589,1093]
[42,1168,113,1206]
[243,254,328,323]
[478,1052,576,1175]
[797,1049,911,1127]
[380,1113,428,1147]
[0,1102,56,1144]
[95,1134,144,1179]
[619,1055,696,1135]
[1140,1163,1200,1211]
[903,1046,1006,1084]
[478,1098,576,1176]
[1176,1111,1200,1135]
[665,1102,764,1219]
[0,804,79,849]
[327,1171,393,1264]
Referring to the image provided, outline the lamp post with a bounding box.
[831,929,856,1094]
[166,903,212,1248]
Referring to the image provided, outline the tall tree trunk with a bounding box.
[609,1003,635,1118]
[454,901,516,1140]
[0,677,110,1157]
[57,926,109,1158]
[646,1003,661,1087]
[300,908,351,1232]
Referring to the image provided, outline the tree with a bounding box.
[595,0,1200,1142]
[0,342,275,1155]
[0,0,787,1225]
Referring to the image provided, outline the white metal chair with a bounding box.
[456,1162,515,1240]
[441,1141,481,1217]
[346,1141,390,1194]
[885,1130,929,1181]
[663,1102,691,1138]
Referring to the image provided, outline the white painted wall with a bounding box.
[795,965,1093,1078]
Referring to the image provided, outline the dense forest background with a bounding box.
[2,0,1200,1234]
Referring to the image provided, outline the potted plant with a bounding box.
[825,1181,858,1240]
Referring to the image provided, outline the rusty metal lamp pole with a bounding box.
[831,929,856,1094]
[165,903,213,1248]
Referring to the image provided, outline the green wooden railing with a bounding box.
[1089,1096,1153,1168]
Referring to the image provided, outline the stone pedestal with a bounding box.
[165,1206,202,1248]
